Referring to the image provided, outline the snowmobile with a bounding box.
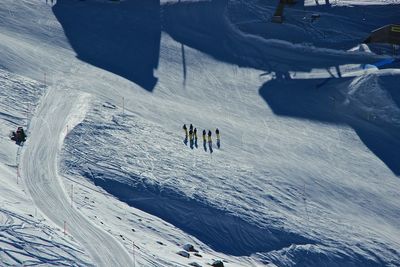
[10,127,27,145]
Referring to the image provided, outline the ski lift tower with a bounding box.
[272,0,297,23]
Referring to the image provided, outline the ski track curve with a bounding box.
[20,88,132,267]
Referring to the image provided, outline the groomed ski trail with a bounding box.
[20,88,132,267]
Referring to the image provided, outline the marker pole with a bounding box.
[71,184,74,207]
[17,165,20,184]
[133,241,135,267]
[122,97,125,115]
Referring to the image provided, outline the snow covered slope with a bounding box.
[1,0,400,266]
[0,69,92,266]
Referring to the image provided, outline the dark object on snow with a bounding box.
[272,0,296,23]
[311,13,320,23]
[211,260,224,267]
[183,244,199,253]
[194,128,198,148]
[10,127,27,145]
[216,128,221,149]
[189,129,194,149]
[202,129,207,152]
[364,24,400,45]
[183,124,188,145]
[177,250,190,258]
[208,130,213,154]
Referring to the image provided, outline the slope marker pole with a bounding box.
[71,184,74,207]
[17,164,20,184]
[27,102,30,127]
[64,221,66,235]
[132,241,135,267]
[122,97,125,115]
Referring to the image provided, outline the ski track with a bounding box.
[1,0,399,266]
[20,88,132,267]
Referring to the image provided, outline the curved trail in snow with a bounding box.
[20,88,132,267]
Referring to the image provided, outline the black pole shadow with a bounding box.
[53,0,161,91]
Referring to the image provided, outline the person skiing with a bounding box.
[11,127,27,145]
[183,124,188,145]
[18,127,26,141]
[189,124,193,132]
[183,124,188,137]
[216,128,220,149]
[208,130,213,153]
[194,128,198,148]
[189,128,194,149]
[202,129,207,151]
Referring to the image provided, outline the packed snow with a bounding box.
[1,0,400,266]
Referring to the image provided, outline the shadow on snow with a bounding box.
[259,75,400,175]
[53,0,161,91]
[55,0,400,261]
[87,170,313,257]
[162,0,400,175]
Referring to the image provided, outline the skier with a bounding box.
[189,128,194,149]
[208,130,213,153]
[216,128,221,149]
[194,128,198,148]
[11,127,27,145]
[183,124,188,145]
[183,124,188,137]
[189,124,193,132]
[202,129,207,152]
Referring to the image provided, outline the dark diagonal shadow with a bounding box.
[259,75,400,175]
[89,172,314,257]
[53,0,161,91]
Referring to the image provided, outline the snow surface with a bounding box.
[1,0,400,266]
[304,0,400,6]
[0,69,92,266]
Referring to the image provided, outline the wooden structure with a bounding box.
[364,24,400,45]
[272,0,297,23]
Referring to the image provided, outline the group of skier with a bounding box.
[183,124,220,153]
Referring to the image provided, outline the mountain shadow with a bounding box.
[259,75,400,175]
[53,0,161,91]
